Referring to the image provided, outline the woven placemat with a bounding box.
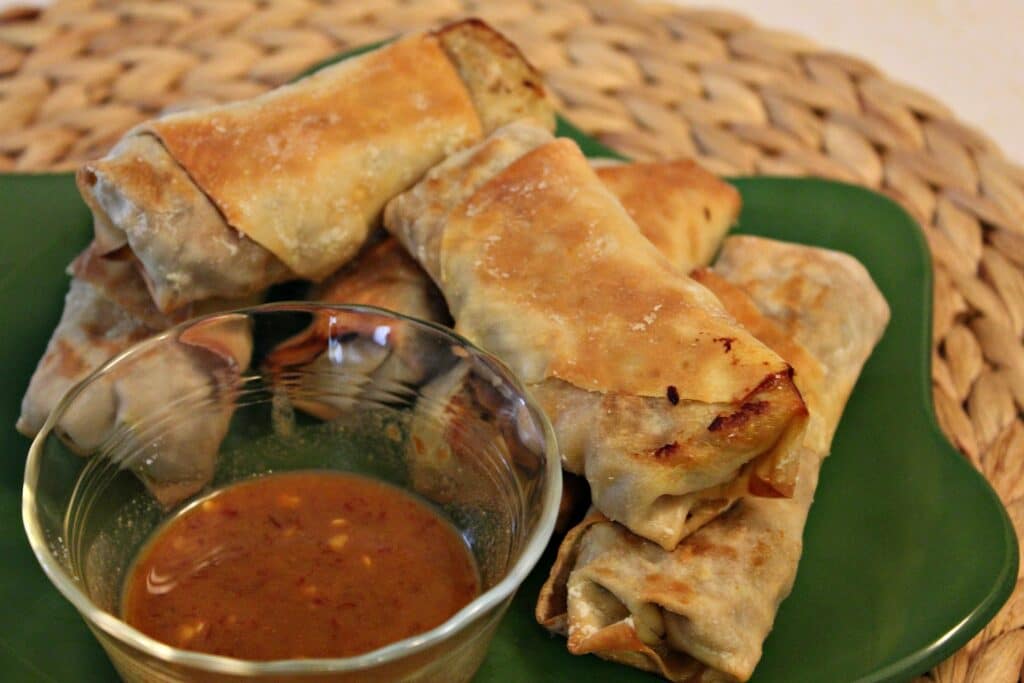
[3,1,1024,679]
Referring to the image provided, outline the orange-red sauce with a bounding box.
[122,471,479,660]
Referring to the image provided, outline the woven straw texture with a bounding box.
[3,1,1024,679]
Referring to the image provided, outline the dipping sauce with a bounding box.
[122,471,479,660]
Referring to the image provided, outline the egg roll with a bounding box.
[17,275,252,507]
[264,238,450,420]
[17,278,154,442]
[19,239,260,441]
[80,133,293,313]
[77,19,554,313]
[535,236,890,682]
[595,160,740,271]
[69,242,263,330]
[312,237,448,326]
[101,314,253,507]
[385,122,808,550]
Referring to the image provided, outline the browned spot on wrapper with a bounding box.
[653,442,680,459]
[713,336,735,352]
[708,401,770,432]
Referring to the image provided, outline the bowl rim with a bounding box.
[22,302,563,675]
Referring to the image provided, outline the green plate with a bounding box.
[1,72,1017,683]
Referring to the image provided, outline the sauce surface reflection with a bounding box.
[122,471,480,660]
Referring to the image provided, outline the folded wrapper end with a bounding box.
[537,508,606,636]
[582,362,809,551]
[593,160,742,273]
[433,18,556,135]
[76,133,293,313]
[70,241,270,334]
[382,119,556,283]
[103,313,254,509]
[537,510,726,683]
[748,388,809,499]
[76,164,127,256]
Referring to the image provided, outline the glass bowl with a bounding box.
[22,303,561,682]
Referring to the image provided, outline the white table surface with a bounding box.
[4,0,1023,162]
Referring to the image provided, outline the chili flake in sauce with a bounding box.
[121,471,479,660]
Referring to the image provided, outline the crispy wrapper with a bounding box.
[385,122,809,549]
[536,236,890,682]
[263,238,450,420]
[595,159,740,271]
[18,277,253,507]
[77,20,554,312]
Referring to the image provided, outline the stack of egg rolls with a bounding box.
[534,236,888,681]
[21,19,555,506]
[378,121,888,680]
[385,121,810,550]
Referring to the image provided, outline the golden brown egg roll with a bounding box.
[263,238,450,420]
[595,160,740,272]
[535,236,890,682]
[68,243,183,330]
[284,158,740,510]
[17,278,154,442]
[101,314,253,508]
[77,20,554,314]
[384,122,808,550]
[20,239,261,443]
[69,242,264,330]
[18,275,252,507]
[314,238,448,325]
